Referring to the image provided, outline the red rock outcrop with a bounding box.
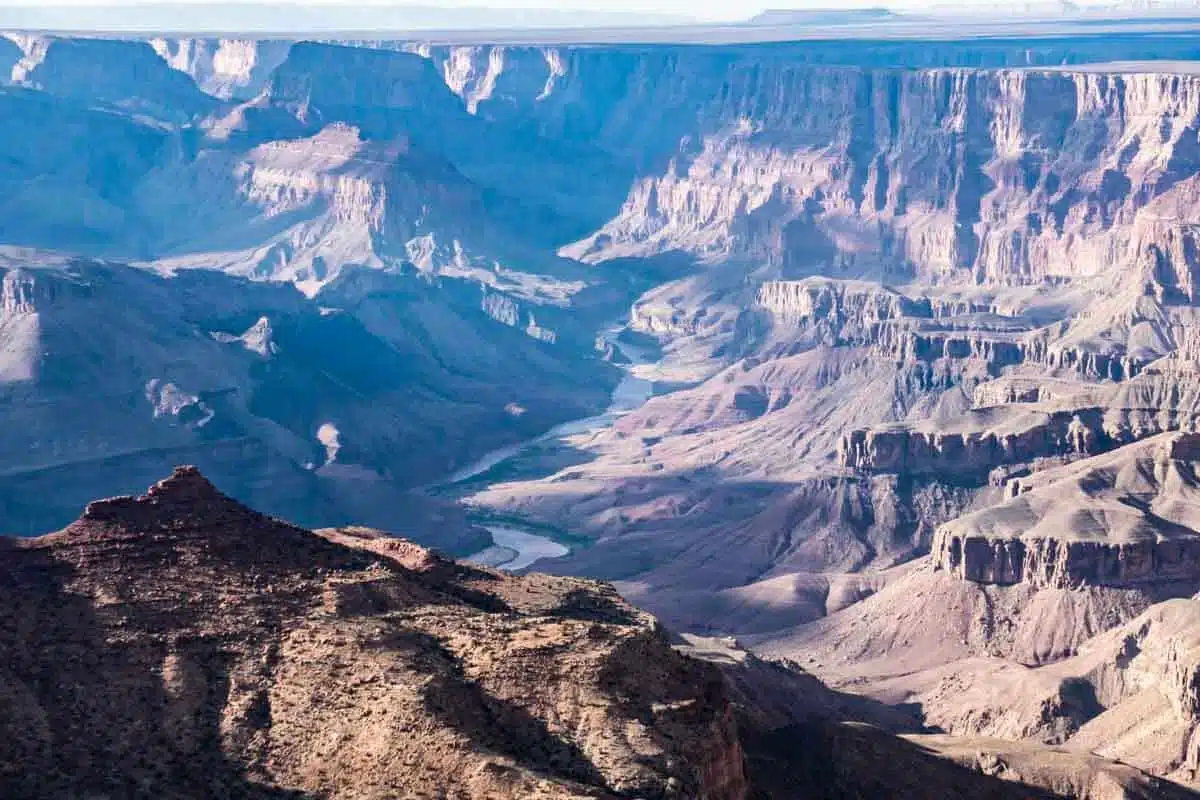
[0,467,749,799]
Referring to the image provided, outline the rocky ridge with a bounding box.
[0,467,1123,799]
[0,467,747,798]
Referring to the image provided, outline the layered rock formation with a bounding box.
[453,47,1200,618]
[930,433,1200,588]
[840,341,1200,480]
[561,65,1200,293]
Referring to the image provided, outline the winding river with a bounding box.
[459,323,657,571]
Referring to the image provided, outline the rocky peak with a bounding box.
[64,465,369,582]
[75,465,280,542]
[240,315,277,356]
[83,465,227,518]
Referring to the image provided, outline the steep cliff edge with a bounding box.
[931,432,1200,589]
[12,36,216,120]
[563,65,1200,293]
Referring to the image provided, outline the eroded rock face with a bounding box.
[839,408,1101,478]
[16,36,217,119]
[558,65,1200,289]
[931,433,1200,588]
[0,467,749,799]
[840,338,1200,480]
[149,38,291,100]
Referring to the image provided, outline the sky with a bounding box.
[0,0,897,24]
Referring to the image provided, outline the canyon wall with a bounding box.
[15,35,1200,301]
[7,32,1200,630]
[562,66,1200,292]
[930,433,1200,589]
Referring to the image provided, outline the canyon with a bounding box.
[7,18,1200,797]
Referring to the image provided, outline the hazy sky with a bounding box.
[0,0,904,23]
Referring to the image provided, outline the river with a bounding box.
[458,322,656,571]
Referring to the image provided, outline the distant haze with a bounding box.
[2,0,1200,34]
[0,3,701,33]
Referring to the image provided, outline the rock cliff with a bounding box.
[559,64,1200,294]
[931,432,1200,589]
[149,37,289,100]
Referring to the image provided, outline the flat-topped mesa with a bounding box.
[757,279,1011,329]
[19,37,216,119]
[266,42,463,120]
[932,433,1200,589]
[755,278,1151,386]
[970,376,1102,408]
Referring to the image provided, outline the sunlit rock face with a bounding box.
[386,43,1200,632]
[555,67,1200,289]
[149,38,291,100]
